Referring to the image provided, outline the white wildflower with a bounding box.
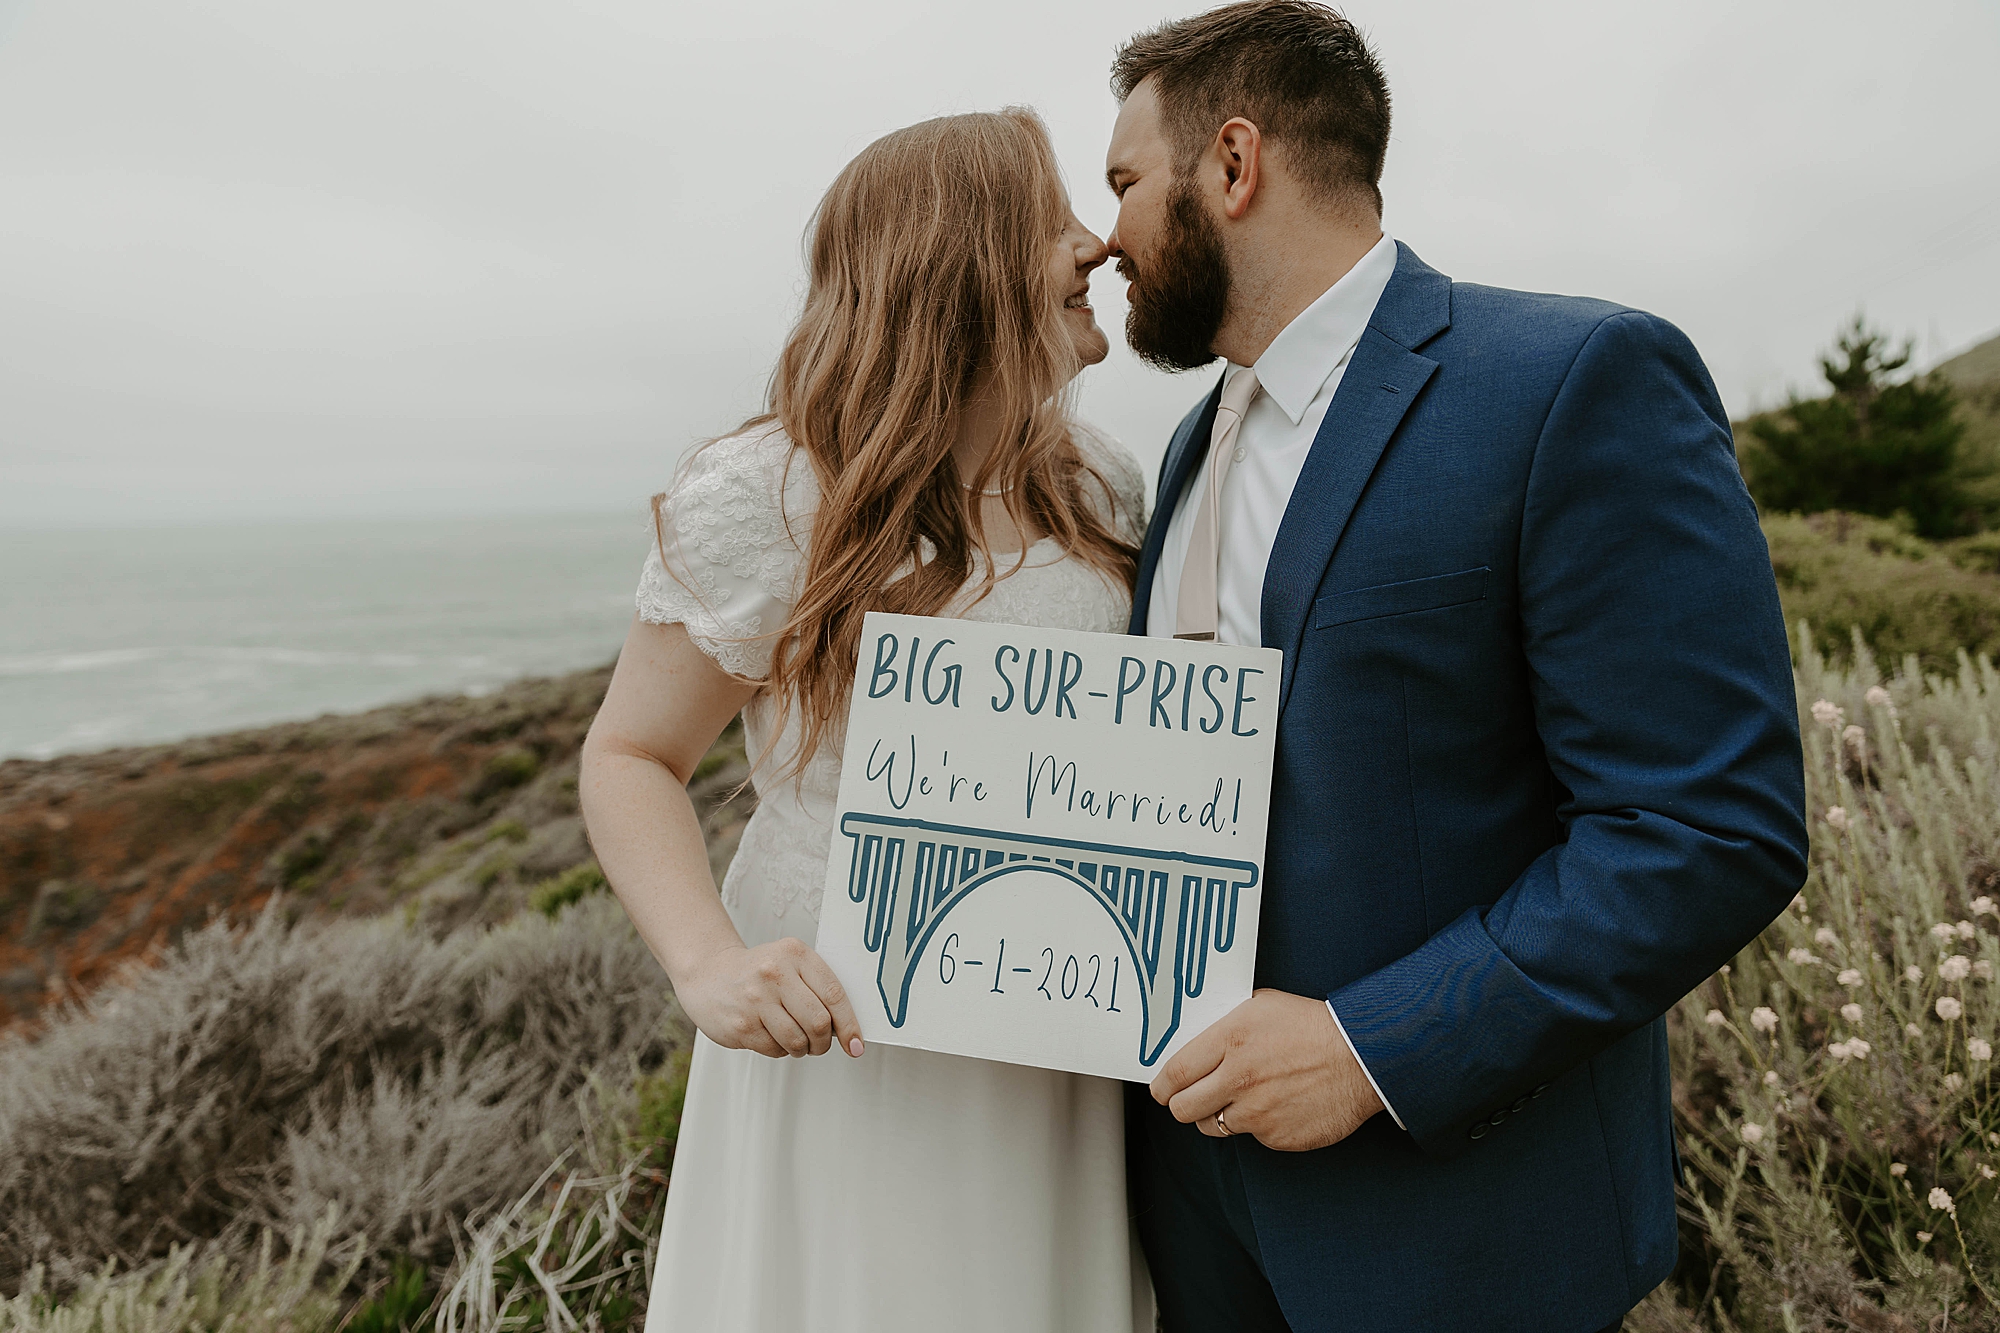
[1976,897,1997,917]
[1971,1039,1993,1061]
[1977,961,1995,982]
[1838,968,1864,987]
[1815,927,1840,948]
[1918,1230,1934,1243]
[1933,923,1959,942]
[1842,1003,1864,1022]
[1790,894,1807,914]
[1811,699,1844,729]
[1938,997,1965,1021]
[1823,806,1849,832]
[1962,921,1979,939]
[1763,1070,1781,1087]
[1909,1022,1925,1038]
[1909,965,1927,982]
[1931,1186,1957,1216]
[1788,947,1820,966]
[1740,1123,1765,1145]
[1865,684,1894,710]
[1892,1162,1909,1177]
[1843,724,1867,756]
[1946,1072,1965,1092]
[1984,1165,1997,1180]
[1848,1038,1872,1059]
[1942,955,1973,982]
[1751,1006,1779,1033]
[1705,1009,1727,1027]
[1829,1040,1852,1060]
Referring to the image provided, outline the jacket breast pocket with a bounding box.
[1312,566,1491,630]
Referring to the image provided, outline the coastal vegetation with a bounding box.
[0,673,751,1333]
[1743,326,2000,670]
[1737,318,1994,539]
[4,327,2000,1330]
[1764,512,2000,668]
[1629,629,2000,1331]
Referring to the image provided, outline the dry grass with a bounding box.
[1648,624,2000,1330]
[0,1210,357,1333]
[0,895,686,1294]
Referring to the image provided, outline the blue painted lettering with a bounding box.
[868,633,900,699]
[991,645,1019,712]
[1231,668,1265,737]
[1115,657,1146,724]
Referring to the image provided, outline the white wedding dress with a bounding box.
[635,424,1155,1333]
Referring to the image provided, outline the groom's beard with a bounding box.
[1121,178,1231,373]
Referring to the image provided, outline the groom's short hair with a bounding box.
[1112,1,1390,215]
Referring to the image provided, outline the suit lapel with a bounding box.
[1260,243,1453,717]
[1128,379,1224,635]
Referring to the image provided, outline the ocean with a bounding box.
[0,512,651,761]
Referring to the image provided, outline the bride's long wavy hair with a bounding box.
[659,107,1139,778]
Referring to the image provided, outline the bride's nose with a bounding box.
[1075,231,1109,276]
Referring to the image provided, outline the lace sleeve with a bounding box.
[635,427,814,680]
[1073,424,1148,546]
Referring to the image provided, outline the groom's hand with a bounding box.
[1150,989,1384,1152]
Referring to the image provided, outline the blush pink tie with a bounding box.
[1174,367,1261,641]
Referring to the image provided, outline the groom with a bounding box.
[1109,4,1807,1331]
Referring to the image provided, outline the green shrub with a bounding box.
[1764,512,2000,668]
[24,882,101,937]
[1950,531,2000,577]
[276,829,333,890]
[341,1255,429,1333]
[469,852,514,890]
[624,1047,691,1176]
[392,840,472,895]
[1739,316,1981,537]
[527,863,608,919]
[468,749,540,804]
[481,819,530,846]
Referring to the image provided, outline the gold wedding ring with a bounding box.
[1215,1108,1234,1137]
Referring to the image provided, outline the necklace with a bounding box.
[960,480,1014,498]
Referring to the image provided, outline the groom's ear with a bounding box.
[1209,117,1262,222]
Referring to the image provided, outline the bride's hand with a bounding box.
[677,938,866,1059]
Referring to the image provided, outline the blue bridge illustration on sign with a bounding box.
[838,813,1257,1068]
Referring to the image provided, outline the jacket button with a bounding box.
[1469,1122,1489,1140]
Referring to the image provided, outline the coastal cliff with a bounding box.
[0,663,751,1035]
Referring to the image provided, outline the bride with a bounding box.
[579,108,1154,1332]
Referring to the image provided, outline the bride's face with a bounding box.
[1050,207,1111,370]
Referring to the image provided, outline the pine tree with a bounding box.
[1741,316,1975,537]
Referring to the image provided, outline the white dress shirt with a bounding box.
[1143,230,1408,1128]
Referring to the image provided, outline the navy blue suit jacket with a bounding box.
[1128,243,1807,1329]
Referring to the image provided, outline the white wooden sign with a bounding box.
[814,611,1279,1082]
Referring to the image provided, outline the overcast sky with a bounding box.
[2,0,1996,529]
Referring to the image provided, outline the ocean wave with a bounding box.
[0,645,492,677]
[0,648,164,677]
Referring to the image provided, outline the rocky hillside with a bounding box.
[1938,328,2000,461]
[0,664,751,1035]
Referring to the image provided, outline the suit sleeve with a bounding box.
[1327,310,1808,1155]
